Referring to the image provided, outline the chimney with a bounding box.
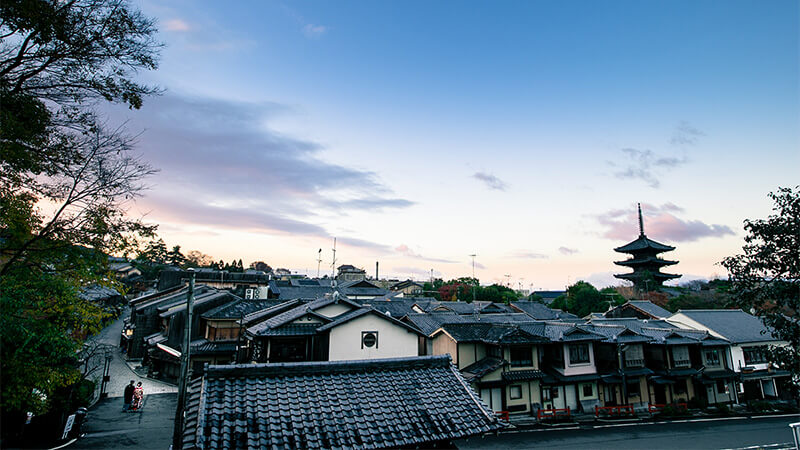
[375,261,379,280]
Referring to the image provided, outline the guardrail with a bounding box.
[648,402,688,414]
[537,407,571,421]
[595,405,635,418]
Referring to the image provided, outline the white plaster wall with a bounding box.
[563,342,597,376]
[328,314,419,361]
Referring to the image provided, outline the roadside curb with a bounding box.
[503,411,800,434]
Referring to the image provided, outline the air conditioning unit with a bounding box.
[245,288,255,299]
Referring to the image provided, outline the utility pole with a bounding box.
[617,343,628,406]
[316,248,322,278]
[172,270,195,449]
[469,254,477,303]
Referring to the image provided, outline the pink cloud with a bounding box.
[597,203,735,242]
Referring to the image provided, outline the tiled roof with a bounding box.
[182,355,504,449]
[362,299,418,318]
[201,299,287,320]
[502,370,546,382]
[614,235,675,253]
[262,296,359,329]
[241,299,305,325]
[671,309,778,344]
[191,339,237,355]
[403,312,467,335]
[255,323,320,336]
[622,301,672,319]
[439,323,549,345]
[543,323,604,342]
[461,357,506,381]
[509,301,562,320]
[461,313,538,324]
[315,307,424,335]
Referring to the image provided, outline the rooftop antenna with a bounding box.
[469,254,477,303]
[316,248,322,278]
[331,238,337,288]
[638,203,645,237]
[504,274,511,288]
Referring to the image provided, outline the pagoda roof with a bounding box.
[614,272,681,282]
[614,235,675,253]
[614,256,678,267]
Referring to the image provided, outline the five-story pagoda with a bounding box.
[613,204,681,290]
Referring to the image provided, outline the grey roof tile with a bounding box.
[182,355,504,449]
[671,309,778,344]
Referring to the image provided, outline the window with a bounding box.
[568,344,590,364]
[551,387,559,399]
[509,385,522,400]
[674,380,687,395]
[582,383,593,397]
[704,349,721,366]
[510,346,533,366]
[743,346,768,365]
[542,387,552,401]
[716,380,729,395]
[624,345,644,367]
[361,331,378,349]
[487,345,502,358]
[671,346,690,368]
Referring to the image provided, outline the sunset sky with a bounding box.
[114,0,798,289]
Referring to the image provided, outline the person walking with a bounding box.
[131,381,144,411]
[123,380,135,412]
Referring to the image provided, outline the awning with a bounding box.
[502,370,546,382]
[156,343,181,358]
[740,369,791,380]
[667,368,700,377]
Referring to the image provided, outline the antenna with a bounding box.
[638,203,645,237]
[468,254,477,280]
[316,248,322,278]
[504,274,511,288]
[331,238,337,282]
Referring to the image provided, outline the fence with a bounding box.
[595,405,635,418]
[647,402,688,414]
[537,407,571,421]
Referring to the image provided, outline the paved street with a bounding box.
[85,309,176,400]
[70,393,177,449]
[457,416,800,449]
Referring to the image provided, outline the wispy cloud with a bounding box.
[671,121,705,147]
[395,245,457,263]
[558,247,578,255]
[302,24,328,38]
[164,19,191,32]
[472,172,508,191]
[113,93,410,252]
[391,266,443,280]
[609,148,688,188]
[595,203,735,242]
[510,251,549,259]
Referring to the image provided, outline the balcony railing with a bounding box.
[625,358,644,367]
[673,359,691,368]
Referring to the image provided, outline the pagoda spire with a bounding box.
[638,203,644,237]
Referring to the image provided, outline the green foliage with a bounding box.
[721,186,800,389]
[0,268,105,414]
[748,400,774,413]
[550,281,610,318]
[0,0,161,428]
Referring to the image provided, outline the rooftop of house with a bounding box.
[610,300,672,319]
[182,355,504,449]
[201,299,287,320]
[510,301,567,320]
[670,309,778,344]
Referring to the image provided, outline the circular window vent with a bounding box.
[362,332,377,348]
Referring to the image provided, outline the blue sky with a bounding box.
[120,0,798,289]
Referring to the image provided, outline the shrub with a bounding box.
[714,404,731,416]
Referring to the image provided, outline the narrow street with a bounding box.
[85,309,176,400]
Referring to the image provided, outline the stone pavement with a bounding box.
[85,309,177,400]
[70,393,177,449]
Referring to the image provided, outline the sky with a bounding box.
[113,0,798,289]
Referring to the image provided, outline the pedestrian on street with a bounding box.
[123,380,135,412]
[132,382,144,411]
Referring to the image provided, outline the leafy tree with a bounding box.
[186,250,215,268]
[721,186,800,390]
[0,0,160,436]
[249,261,273,273]
[166,245,186,267]
[550,281,610,318]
